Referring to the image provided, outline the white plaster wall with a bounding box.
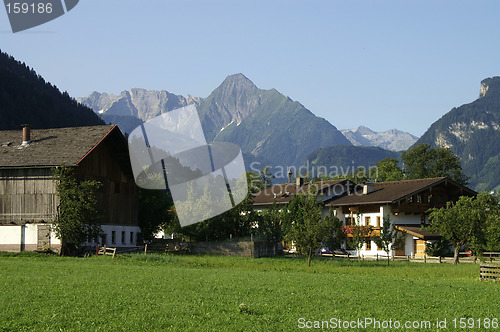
[360,212,380,226]
[24,224,38,246]
[1,223,139,251]
[391,213,422,225]
[0,225,21,250]
[96,225,142,247]
[405,234,414,257]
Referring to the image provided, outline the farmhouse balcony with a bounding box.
[344,227,381,238]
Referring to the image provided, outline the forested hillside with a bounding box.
[0,50,104,130]
[305,145,400,178]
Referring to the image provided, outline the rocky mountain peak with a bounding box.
[199,74,262,137]
[355,125,376,136]
[479,76,500,98]
[219,73,257,92]
[341,126,418,151]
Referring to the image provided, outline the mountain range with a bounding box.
[416,77,500,192]
[81,74,500,192]
[341,126,418,151]
[79,74,352,168]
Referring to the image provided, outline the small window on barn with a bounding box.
[130,232,134,244]
[377,216,381,228]
[121,231,126,244]
[101,234,107,246]
[365,216,370,226]
[111,231,116,244]
[345,217,352,225]
[366,239,372,251]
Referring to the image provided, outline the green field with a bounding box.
[0,253,498,331]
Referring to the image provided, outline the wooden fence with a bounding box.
[97,246,116,258]
[319,251,500,264]
[480,262,500,282]
[483,252,500,262]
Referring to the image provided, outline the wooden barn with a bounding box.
[0,125,139,252]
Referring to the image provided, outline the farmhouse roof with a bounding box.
[0,125,119,168]
[395,225,442,240]
[329,177,475,206]
[252,179,348,205]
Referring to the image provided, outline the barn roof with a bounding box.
[0,125,118,168]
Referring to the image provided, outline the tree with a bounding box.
[259,166,274,188]
[284,192,338,266]
[425,238,453,258]
[179,175,256,242]
[332,167,370,183]
[246,168,271,193]
[484,213,500,252]
[322,208,345,251]
[401,144,469,185]
[136,169,176,241]
[255,201,283,243]
[373,214,406,266]
[138,188,175,241]
[53,165,102,256]
[374,158,404,182]
[427,192,499,264]
[477,193,500,252]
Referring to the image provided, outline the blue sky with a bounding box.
[1,0,500,137]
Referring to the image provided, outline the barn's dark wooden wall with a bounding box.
[0,168,58,224]
[76,130,138,226]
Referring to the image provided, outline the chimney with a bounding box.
[296,177,305,187]
[21,124,31,146]
[363,184,374,195]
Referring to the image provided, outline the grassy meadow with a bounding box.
[0,252,498,331]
